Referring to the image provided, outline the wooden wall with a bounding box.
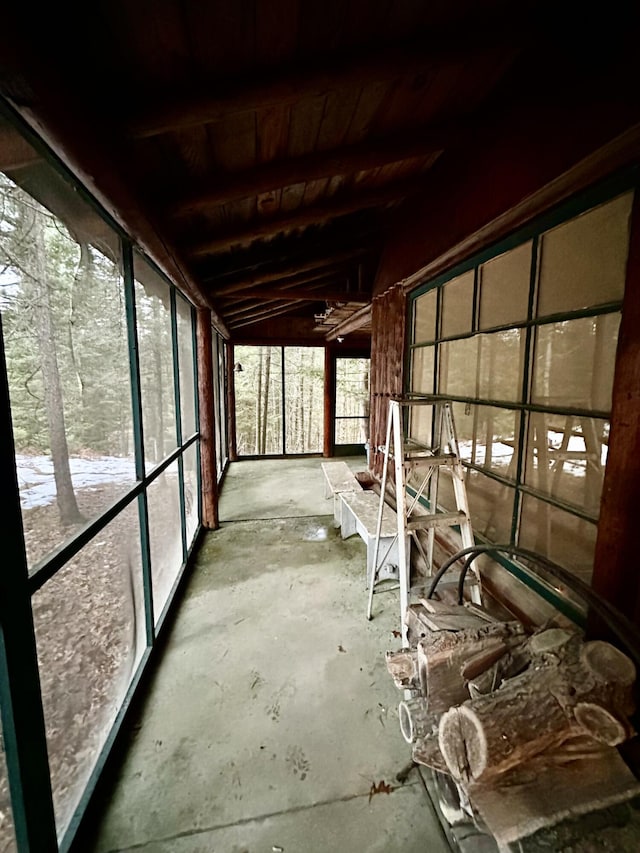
[369,284,406,476]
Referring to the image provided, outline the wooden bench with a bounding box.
[321,461,361,526]
[339,490,408,579]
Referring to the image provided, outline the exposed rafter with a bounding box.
[211,266,349,296]
[131,30,519,137]
[229,301,307,328]
[171,127,451,214]
[0,124,40,171]
[220,286,368,303]
[201,245,373,292]
[189,181,419,257]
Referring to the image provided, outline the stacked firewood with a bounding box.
[386,599,640,846]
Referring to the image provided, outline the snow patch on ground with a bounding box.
[15,454,137,509]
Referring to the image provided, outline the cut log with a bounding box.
[573,702,628,746]
[417,621,527,714]
[528,628,574,656]
[438,684,571,784]
[460,642,508,682]
[398,697,437,744]
[412,731,449,773]
[385,649,418,690]
[438,638,637,785]
[580,640,636,686]
[466,645,531,698]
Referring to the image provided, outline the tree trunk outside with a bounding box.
[255,347,263,453]
[31,217,83,525]
[261,347,271,453]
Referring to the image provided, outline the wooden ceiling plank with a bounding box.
[131,33,519,137]
[344,79,394,146]
[315,85,362,152]
[255,0,299,67]
[184,0,256,78]
[171,124,452,215]
[189,179,420,257]
[255,103,290,218]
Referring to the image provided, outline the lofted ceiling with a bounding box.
[0,1,636,343]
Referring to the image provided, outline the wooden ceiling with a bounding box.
[0,1,629,342]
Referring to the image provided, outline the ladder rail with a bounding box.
[367,398,480,635]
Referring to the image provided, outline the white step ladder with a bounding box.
[366,397,478,645]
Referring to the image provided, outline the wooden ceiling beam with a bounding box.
[225,298,290,319]
[325,304,372,340]
[171,126,453,214]
[210,264,346,299]
[202,242,372,289]
[189,181,418,258]
[132,30,518,138]
[230,302,307,329]
[222,286,368,304]
[0,124,40,171]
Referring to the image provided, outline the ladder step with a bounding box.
[406,510,468,531]
[403,453,458,467]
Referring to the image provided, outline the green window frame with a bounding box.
[407,172,637,621]
[0,99,215,853]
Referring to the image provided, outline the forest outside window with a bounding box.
[408,187,634,586]
[0,113,205,849]
[234,345,324,456]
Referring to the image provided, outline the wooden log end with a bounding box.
[528,628,574,656]
[438,705,487,783]
[573,702,628,746]
[580,640,636,686]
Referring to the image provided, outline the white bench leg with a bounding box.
[332,493,343,528]
[340,501,358,539]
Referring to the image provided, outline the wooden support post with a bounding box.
[591,192,640,628]
[226,342,238,462]
[196,309,219,529]
[324,346,334,458]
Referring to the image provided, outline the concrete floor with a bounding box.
[88,458,451,853]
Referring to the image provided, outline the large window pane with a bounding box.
[518,493,597,585]
[466,471,514,543]
[435,469,514,544]
[148,461,183,620]
[439,337,478,398]
[477,329,525,402]
[537,193,632,317]
[414,288,437,343]
[479,241,532,330]
[409,404,433,449]
[0,712,17,853]
[285,347,324,453]
[235,346,283,455]
[441,270,474,338]
[218,338,228,470]
[135,257,177,467]
[176,295,196,439]
[525,414,608,517]
[531,313,620,411]
[32,502,143,837]
[184,443,199,548]
[0,173,135,568]
[335,356,369,448]
[452,403,520,481]
[410,345,434,395]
